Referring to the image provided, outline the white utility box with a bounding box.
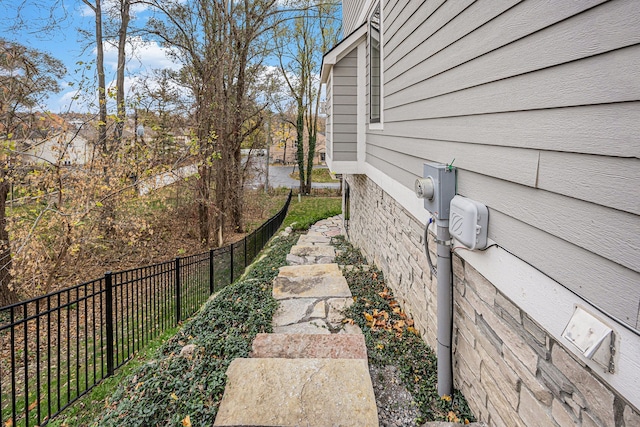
[449,195,489,250]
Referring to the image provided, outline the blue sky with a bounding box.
[1,0,182,113]
[1,1,339,114]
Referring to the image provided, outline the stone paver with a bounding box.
[289,245,335,258]
[327,297,355,326]
[214,358,378,427]
[297,234,332,245]
[272,298,320,327]
[251,333,368,359]
[310,300,326,317]
[287,244,336,265]
[278,262,343,278]
[213,215,380,426]
[274,320,331,334]
[273,264,351,300]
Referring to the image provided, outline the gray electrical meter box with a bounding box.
[421,162,456,220]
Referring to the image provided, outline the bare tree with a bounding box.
[146,0,277,245]
[273,0,340,193]
[81,0,109,154]
[113,0,132,146]
[0,38,66,305]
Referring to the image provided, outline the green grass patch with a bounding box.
[289,168,339,183]
[282,195,341,231]
[89,232,299,427]
[333,236,476,425]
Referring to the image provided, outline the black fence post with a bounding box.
[175,258,181,324]
[230,243,234,284]
[244,236,248,268]
[105,272,114,377]
[209,249,215,295]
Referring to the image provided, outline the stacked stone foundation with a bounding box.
[344,174,639,426]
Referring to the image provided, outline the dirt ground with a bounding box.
[52,185,289,295]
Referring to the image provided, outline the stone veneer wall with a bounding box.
[344,174,640,427]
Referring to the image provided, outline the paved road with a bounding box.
[138,157,340,194]
[248,158,341,190]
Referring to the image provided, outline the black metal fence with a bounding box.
[0,191,292,427]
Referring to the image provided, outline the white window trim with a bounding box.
[357,42,366,167]
[327,68,334,164]
[357,0,374,27]
[368,1,384,130]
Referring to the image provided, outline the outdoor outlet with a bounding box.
[562,305,615,373]
[449,195,489,250]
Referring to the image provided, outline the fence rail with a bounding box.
[0,191,292,427]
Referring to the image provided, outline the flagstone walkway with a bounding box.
[214,216,379,427]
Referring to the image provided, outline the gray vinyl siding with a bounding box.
[343,0,367,34]
[332,49,358,162]
[366,0,640,330]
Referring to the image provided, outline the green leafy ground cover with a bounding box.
[47,327,180,427]
[333,236,476,425]
[89,232,299,427]
[39,194,338,426]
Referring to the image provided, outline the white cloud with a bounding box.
[51,38,183,113]
[101,37,182,72]
[80,0,153,17]
[52,87,93,113]
[79,3,94,17]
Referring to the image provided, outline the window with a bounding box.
[369,3,381,123]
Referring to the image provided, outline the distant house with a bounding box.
[20,114,94,166]
[322,1,640,425]
[24,130,92,166]
[268,129,327,166]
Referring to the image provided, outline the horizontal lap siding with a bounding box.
[366,148,640,327]
[343,0,368,34]
[333,49,358,161]
[369,0,640,329]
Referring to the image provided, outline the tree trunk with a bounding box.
[0,176,17,307]
[227,42,249,233]
[114,0,131,147]
[295,103,305,193]
[94,0,108,155]
[306,132,315,193]
[231,145,244,233]
[197,164,211,246]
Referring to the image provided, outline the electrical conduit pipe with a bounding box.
[425,216,453,397]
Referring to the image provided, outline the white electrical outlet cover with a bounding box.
[562,305,612,359]
[449,195,489,250]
